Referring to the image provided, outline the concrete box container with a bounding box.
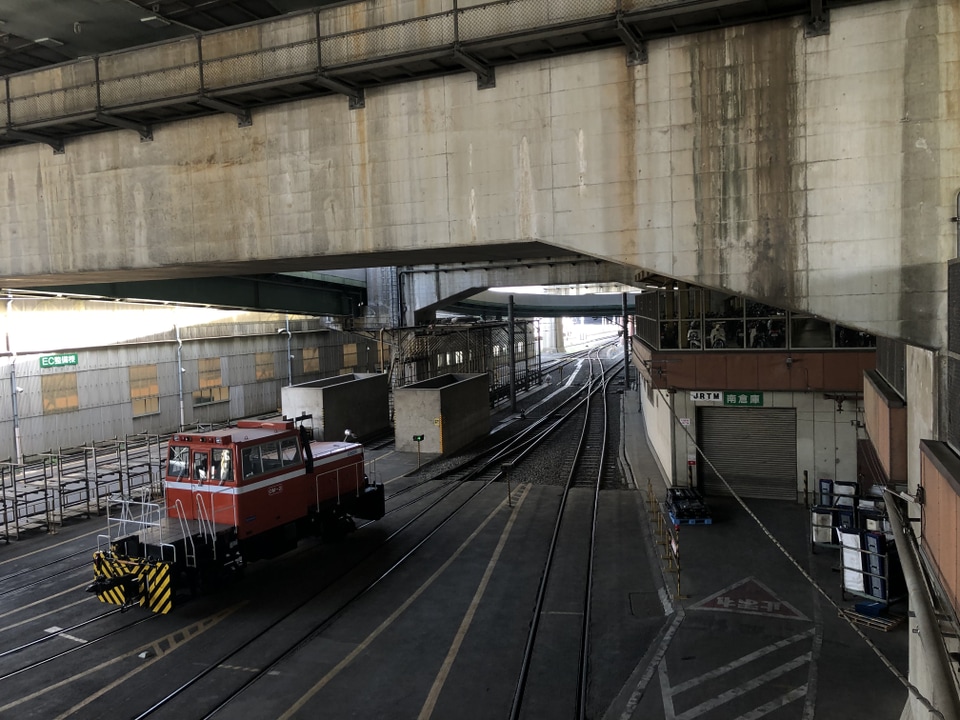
[394,373,490,455]
[281,373,389,441]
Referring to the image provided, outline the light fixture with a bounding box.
[34,37,64,47]
[140,15,170,28]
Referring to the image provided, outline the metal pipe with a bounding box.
[6,295,21,463]
[10,372,21,464]
[508,295,516,412]
[175,324,185,431]
[622,292,629,389]
[883,490,960,720]
[283,316,293,386]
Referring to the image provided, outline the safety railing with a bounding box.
[1,0,676,132]
[645,478,687,600]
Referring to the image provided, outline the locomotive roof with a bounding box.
[172,420,298,446]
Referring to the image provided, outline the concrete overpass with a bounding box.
[1,1,958,714]
[0,0,954,350]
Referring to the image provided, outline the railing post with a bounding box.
[315,10,323,71]
[453,0,460,45]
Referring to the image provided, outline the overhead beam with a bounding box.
[314,75,365,109]
[96,113,153,142]
[3,128,64,154]
[196,96,252,127]
[453,48,495,90]
[29,275,367,317]
[616,18,648,66]
[805,0,830,36]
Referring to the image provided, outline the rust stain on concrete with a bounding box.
[691,20,803,306]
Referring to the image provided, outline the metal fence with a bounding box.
[2,0,671,128]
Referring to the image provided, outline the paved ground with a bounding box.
[0,376,910,719]
[370,381,910,719]
[602,388,909,720]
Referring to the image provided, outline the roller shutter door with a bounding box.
[697,407,797,500]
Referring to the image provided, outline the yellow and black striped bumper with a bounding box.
[90,552,174,614]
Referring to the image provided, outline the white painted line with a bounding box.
[674,652,812,720]
[618,609,685,720]
[658,587,673,616]
[802,590,824,720]
[44,626,86,644]
[418,485,532,720]
[670,628,814,693]
[658,659,676,720]
[731,685,808,720]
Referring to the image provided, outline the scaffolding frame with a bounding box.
[0,456,55,539]
[42,445,93,525]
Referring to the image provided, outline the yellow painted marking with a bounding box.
[0,582,91,621]
[279,487,525,719]
[0,597,92,634]
[366,449,396,465]
[0,527,103,567]
[0,603,243,717]
[418,484,531,719]
[383,472,415,486]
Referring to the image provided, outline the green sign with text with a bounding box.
[724,391,764,407]
[39,353,78,369]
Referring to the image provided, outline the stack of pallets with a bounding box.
[665,487,713,525]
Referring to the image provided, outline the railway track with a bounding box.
[510,348,622,719]
[0,340,639,719]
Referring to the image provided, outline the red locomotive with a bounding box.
[88,419,384,613]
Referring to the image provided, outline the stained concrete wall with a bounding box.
[281,372,389,441]
[0,0,955,351]
[394,373,490,454]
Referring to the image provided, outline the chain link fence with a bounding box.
[321,13,455,67]
[203,39,318,89]
[459,0,617,40]
[2,0,672,127]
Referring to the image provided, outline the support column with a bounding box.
[508,295,516,412]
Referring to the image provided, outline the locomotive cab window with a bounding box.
[280,438,302,466]
[258,441,282,473]
[193,451,209,481]
[168,446,189,479]
[212,448,233,483]
[242,446,262,479]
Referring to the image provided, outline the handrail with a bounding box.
[194,492,217,559]
[0,0,668,135]
[174,498,196,568]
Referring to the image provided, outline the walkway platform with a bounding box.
[609,388,909,719]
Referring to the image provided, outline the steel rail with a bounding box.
[509,349,619,719]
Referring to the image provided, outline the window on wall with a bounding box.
[790,316,833,349]
[255,352,275,381]
[129,364,160,417]
[193,357,228,406]
[303,347,319,374]
[343,343,357,368]
[42,372,79,414]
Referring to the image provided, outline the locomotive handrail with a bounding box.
[173,498,197,569]
[97,496,178,563]
[194,493,217,560]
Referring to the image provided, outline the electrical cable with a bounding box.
[650,384,944,720]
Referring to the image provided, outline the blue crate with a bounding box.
[855,600,888,617]
[669,511,713,526]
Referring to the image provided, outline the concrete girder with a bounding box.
[0,2,953,350]
[399,258,641,326]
